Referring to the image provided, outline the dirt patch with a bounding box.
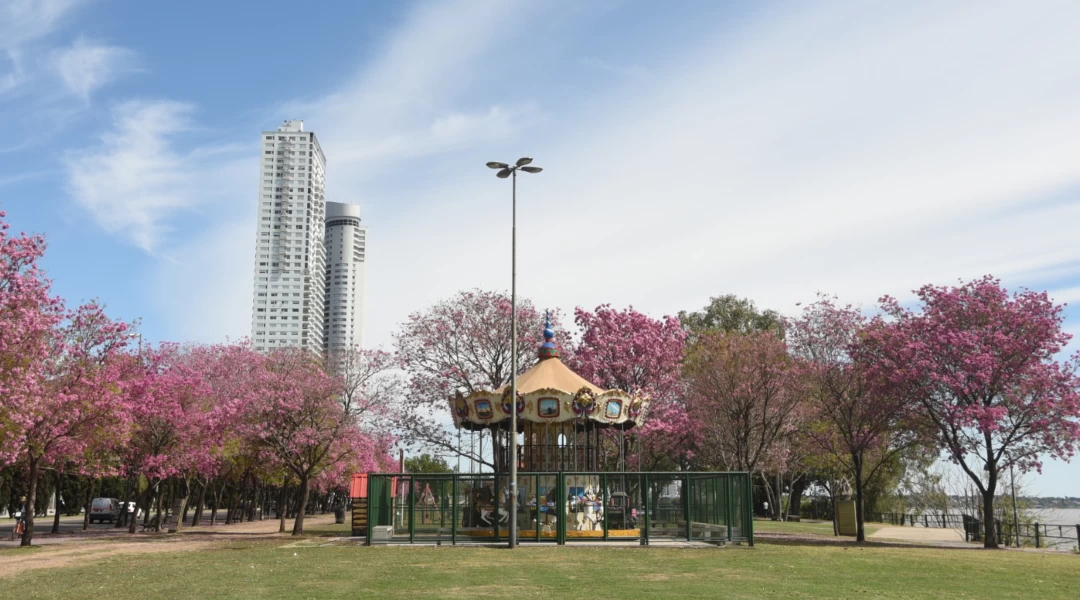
[0,539,213,578]
[0,514,340,578]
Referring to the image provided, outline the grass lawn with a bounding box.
[752,518,883,536]
[2,534,1077,599]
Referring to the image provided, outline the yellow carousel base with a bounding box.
[457,529,641,538]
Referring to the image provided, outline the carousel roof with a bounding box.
[449,312,649,431]
[498,355,604,396]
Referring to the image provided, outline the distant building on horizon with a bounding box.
[250,120,368,356]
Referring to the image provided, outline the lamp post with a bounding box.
[486,157,543,549]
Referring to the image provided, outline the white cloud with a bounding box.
[0,0,86,94]
[51,36,139,101]
[65,100,250,252]
[579,56,649,78]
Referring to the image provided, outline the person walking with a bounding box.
[11,496,28,541]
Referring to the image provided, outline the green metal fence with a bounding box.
[364,471,753,546]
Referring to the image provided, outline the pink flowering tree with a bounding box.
[569,305,689,469]
[183,343,265,527]
[870,276,1080,548]
[684,330,805,482]
[0,208,64,467]
[394,289,548,468]
[121,342,213,533]
[14,302,133,546]
[787,298,917,542]
[245,347,371,535]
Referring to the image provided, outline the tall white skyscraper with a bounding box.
[251,120,328,354]
[323,202,368,352]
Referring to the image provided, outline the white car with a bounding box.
[89,498,122,523]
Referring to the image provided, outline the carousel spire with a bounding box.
[538,310,560,360]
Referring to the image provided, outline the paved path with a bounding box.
[869,526,969,544]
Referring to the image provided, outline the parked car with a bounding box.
[89,498,122,523]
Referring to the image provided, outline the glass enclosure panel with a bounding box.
[688,474,729,541]
[563,473,604,542]
[645,474,684,539]
[363,472,753,545]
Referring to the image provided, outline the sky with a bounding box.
[2,0,1080,496]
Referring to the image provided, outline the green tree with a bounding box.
[404,454,453,474]
[679,294,784,338]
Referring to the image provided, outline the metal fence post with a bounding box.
[557,472,566,546]
[641,473,650,546]
[451,475,458,546]
[408,477,415,544]
[684,473,692,542]
[1034,523,1040,549]
[601,473,609,542]
[725,475,734,543]
[494,474,500,542]
[745,473,755,547]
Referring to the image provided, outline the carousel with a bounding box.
[354,318,754,545]
[446,316,647,536]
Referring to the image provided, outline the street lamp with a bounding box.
[486,156,543,549]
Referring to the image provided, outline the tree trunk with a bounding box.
[292,477,310,536]
[209,494,218,526]
[982,489,998,548]
[82,477,95,531]
[130,482,150,534]
[854,455,866,543]
[52,469,64,534]
[224,486,235,525]
[830,485,839,536]
[153,481,165,528]
[21,458,40,546]
[192,480,208,527]
[116,477,132,529]
[239,474,249,522]
[142,483,154,526]
[278,484,288,533]
[169,479,189,533]
[788,477,806,519]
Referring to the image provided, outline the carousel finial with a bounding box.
[539,310,560,359]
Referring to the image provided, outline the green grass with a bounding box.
[752,519,883,536]
[2,537,1077,599]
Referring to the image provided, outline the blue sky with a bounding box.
[2,0,1080,496]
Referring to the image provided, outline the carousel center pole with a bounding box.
[487,157,542,549]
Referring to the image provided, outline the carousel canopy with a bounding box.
[449,314,649,432]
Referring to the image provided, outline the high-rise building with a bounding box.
[250,120,328,354]
[323,202,368,352]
